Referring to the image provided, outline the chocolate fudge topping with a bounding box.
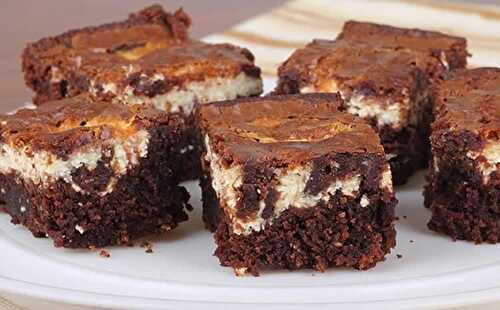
[277,39,435,104]
[339,21,468,70]
[198,93,385,165]
[433,67,500,136]
[0,95,184,158]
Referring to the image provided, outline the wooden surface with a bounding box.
[1,0,500,309]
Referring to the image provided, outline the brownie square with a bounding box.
[197,94,397,275]
[275,21,468,185]
[338,21,469,74]
[22,5,263,180]
[0,95,191,248]
[425,68,500,243]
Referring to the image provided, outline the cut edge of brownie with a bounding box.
[424,68,500,243]
[201,144,397,275]
[424,130,500,243]
[0,99,192,248]
[196,94,397,275]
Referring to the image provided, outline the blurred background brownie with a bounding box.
[197,94,397,275]
[275,21,468,185]
[425,68,500,243]
[0,95,191,248]
[22,5,263,180]
[338,21,468,76]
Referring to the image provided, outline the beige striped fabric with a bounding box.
[204,0,500,77]
[0,297,24,310]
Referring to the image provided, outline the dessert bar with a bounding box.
[197,94,397,275]
[275,21,468,184]
[425,68,500,243]
[22,5,263,179]
[0,95,191,248]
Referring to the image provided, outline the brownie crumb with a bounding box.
[409,240,414,243]
[99,249,110,258]
[402,215,408,219]
[140,241,154,253]
[396,254,403,259]
[234,267,249,276]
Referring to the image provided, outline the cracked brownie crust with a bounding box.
[275,21,468,185]
[197,94,397,275]
[0,95,191,248]
[22,5,263,180]
[338,21,468,73]
[425,68,500,243]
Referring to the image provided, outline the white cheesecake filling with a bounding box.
[205,135,393,235]
[75,225,85,234]
[439,51,449,70]
[347,94,404,128]
[433,156,440,173]
[92,72,262,115]
[385,153,397,160]
[50,66,64,83]
[467,141,500,184]
[204,136,243,212]
[300,82,411,129]
[0,130,150,196]
[380,165,394,191]
[360,194,370,208]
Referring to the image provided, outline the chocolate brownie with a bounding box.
[338,21,469,75]
[196,94,397,275]
[0,95,191,248]
[275,21,468,185]
[424,68,500,243]
[22,5,263,180]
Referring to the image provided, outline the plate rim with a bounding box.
[2,273,500,310]
[2,79,500,309]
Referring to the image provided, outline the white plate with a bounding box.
[1,79,500,310]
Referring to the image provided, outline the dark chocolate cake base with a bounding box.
[215,201,395,276]
[427,197,500,244]
[1,172,190,248]
[424,157,500,243]
[0,124,192,248]
[202,176,396,275]
[381,121,431,185]
[171,123,202,182]
[200,173,220,232]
